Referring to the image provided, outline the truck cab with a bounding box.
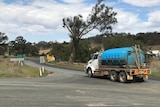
[85,52,103,77]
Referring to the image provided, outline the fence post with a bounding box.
[42,66,45,73]
[39,67,42,77]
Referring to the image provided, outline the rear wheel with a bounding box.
[143,75,148,81]
[88,68,93,78]
[110,71,118,81]
[119,72,127,83]
[135,75,148,82]
[138,78,144,82]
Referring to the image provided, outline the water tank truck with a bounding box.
[85,45,151,83]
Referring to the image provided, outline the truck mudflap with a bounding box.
[127,74,133,80]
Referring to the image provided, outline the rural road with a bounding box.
[0,60,160,107]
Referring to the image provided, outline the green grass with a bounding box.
[149,73,160,77]
[0,57,49,78]
[149,67,160,77]
[47,61,85,71]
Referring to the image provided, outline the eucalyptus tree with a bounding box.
[0,32,8,54]
[0,32,8,44]
[63,0,117,63]
[14,36,27,54]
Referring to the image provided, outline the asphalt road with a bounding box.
[0,60,160,107]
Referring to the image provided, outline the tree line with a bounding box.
[0,35,39,56]
[0,31,159,62]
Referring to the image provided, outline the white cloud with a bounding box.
[113,9,140,33]
[113,8,160,34]
[62,0,85,4]
[145,10,160,27]
[122,0,160,7]
[0,0,92,42]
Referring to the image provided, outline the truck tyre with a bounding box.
[138,78,144,82]
[143,75,148,81]
[88,68,93,78]
[119,72,127,83]
[110,71,118,81]
[133,76,144,82]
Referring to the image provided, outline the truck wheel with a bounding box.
[119,72,127,83]
[138,78,144,82]
[110,71,118,81]
[134,75,148,82]
[143,75,148,81]
[88,68,93,78]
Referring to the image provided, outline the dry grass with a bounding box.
[90,43,103,49]
[150,58,160,77]
[0,57,49,78]
[0,60,22,77]
[146,45,160,50]
[39,48,52,54]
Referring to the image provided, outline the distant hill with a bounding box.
[86,32,160,49]
[37,32,160,55]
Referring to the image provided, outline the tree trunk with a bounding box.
[68,39,79,63]
[68,46,75,63]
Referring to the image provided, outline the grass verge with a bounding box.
[47,61,85,71]
[27,57,85,71]
[149,58,160,78]
[0,57,49,78]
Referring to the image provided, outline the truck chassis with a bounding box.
[86,65,151,83]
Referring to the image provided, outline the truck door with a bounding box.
[91,54,99,70]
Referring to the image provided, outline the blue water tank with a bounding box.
[101,47,145,66]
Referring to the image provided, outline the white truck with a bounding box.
[85,45,151,83]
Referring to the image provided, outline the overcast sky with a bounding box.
[1,0,160,43]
